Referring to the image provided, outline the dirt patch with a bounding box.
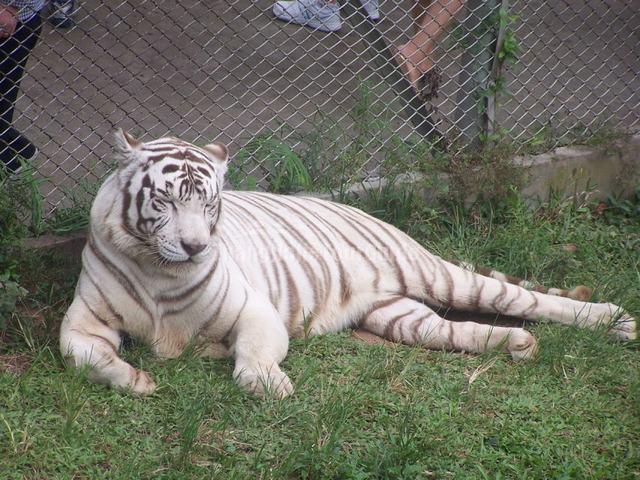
[0,353,32,375]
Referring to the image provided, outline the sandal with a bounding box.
[391,45,441,102]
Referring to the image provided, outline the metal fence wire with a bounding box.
[4,0,639,212]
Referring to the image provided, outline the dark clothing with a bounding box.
[0,12,41,170]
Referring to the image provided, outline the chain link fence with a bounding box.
[4,0,639,213]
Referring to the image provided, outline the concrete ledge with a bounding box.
[517,134,640,201]
[23,231,87,255]
[23,135,640,253]
[307,134,640,204]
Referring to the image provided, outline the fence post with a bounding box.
[454,0,502,142]
[487,0,510,136]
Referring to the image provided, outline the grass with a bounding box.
[1,189,639,479]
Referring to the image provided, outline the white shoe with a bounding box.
[359,0,379,21]
[273,0,342,32]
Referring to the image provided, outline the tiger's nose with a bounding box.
[181,240,207,257]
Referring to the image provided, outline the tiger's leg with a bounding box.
[230,301,294,399]
[359,296,538,360]
[59,298,156,394]
[450,260,592,301]
[426,262,636,340]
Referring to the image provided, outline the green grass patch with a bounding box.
[1,191,639,479]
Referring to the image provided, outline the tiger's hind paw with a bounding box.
[119,368,157,395]
[608,313,637,341]
[508,330,538,361]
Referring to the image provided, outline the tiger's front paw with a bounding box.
[234,364,294,399]
[118,368,157,395]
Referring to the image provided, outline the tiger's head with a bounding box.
[98,130,229,268]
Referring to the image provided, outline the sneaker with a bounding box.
[359,0,379,21]
[48,0,75,29]
[273,0,342,32]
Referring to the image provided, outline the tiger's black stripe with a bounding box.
[87,234,153,322]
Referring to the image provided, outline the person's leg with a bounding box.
[0,14,42,171]
[395,0,464,92]
[411,0,432,32]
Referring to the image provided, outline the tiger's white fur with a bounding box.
[60,131,637,397]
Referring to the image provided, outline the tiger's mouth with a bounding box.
[153,240,211,266]
[157,251,209,266]
[152,254,201,272]
[155,249,193,265]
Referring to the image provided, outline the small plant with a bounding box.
[521,122,556,154]
[225,163,259,191]
[0,174,33,332]
[366,406,428,479]
[496,9,520,66]
[0,274,27,333]
[297,82,391,193]
[441,137,524,205]
[521,119,630,155]
[476,8,520,130]
[235,134,312,193]
[175,396,210,467]
[605,186,640,219]
[346,178,419,232]
[297,110,344,189]
[598,186,640,244]
[43,179,100,235]
[59,366,90,444]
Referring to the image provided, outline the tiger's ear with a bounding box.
[114,129,141,168]
[202,141,229,185]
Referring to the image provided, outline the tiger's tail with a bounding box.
[450,260,592,302]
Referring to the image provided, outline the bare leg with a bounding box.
[60,298,156,394]
[411,0,432,32]
[395,0,465,91]
[359,296,538,360]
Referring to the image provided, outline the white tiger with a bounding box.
[59,131,637,398]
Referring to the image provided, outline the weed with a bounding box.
[0,172,39,333]
[175,396,210,467]
[229,81,440,195]
[43,179,100,234]
[234,133,311,193]
[59,367,89,444]
[603,185,640,224]
[365,405,430,479]
[0,275,27,333]
[445,135,524,204]
[299,81,393,193]
[344,177,418,232]
[521,119,631,155]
